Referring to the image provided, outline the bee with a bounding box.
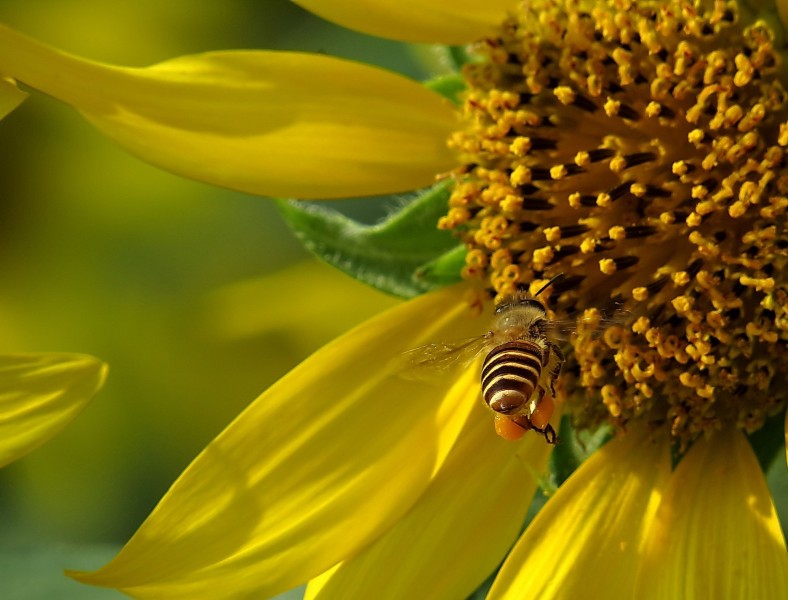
[403,275,567,444]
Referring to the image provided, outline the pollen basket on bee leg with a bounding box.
[493,413,530,441]
[529,395,555,430]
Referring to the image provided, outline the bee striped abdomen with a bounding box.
[481,340,544,414]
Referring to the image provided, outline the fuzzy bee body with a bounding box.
[401,280,567,443]
[481,339,545,415]
[481,296,563,443]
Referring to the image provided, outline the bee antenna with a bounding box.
[534,273,565,297]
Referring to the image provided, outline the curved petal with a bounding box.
[0,353,107,468]
[777,1,788,38]
[70,285,488,599]
[0,24,457,199]
[305,388,553,600]
[636,428,788,600]
[0,75,28,120]
[203,261,399,342]
[488,429,672,599]
[293,0,518,45]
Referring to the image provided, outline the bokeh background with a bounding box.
[0,1,440,597]
[0,2,786,599]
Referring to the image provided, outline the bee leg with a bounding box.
[545,342,564,398]
[536,385,546,404]
[527,394,557,444]
[543,423,558,444]
[530,421,558,445]
[528,385,547,415]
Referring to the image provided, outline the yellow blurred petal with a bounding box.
[0,353,107,468]
[294,0,518,44]
[71,285,487,599]
[305,384,553,600]
[488,429,671,599]
[778,0,788,36]
[203,261,399,343]
[0,24,456,199]
[0,75,28,119]
[637,428,788,600]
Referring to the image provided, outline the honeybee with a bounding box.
[403,276,567,444]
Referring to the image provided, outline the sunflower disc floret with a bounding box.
[443,0,788,448]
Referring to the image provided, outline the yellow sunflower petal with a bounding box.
[488,429,672,599]
[70,285,487,599]
[305,386,553,600]
[293,0,518,45]
[0,353,107,468]
[0,24,456,199]
[779,1,788,35]
[0,75,28,120]
[637,428,788,599]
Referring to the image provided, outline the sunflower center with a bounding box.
[442,0,787,447]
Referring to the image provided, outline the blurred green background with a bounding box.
[0,2,786,599]
[0,1,440,596]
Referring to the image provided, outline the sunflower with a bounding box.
[1,0,787,598]
[0,353,107,468]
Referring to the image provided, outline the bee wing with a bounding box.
[545,307,631,341]
[541,319,577,342]
[395,333,491,381]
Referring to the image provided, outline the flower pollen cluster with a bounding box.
[442,0,788,447]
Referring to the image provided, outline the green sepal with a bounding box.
[446,45,476,70]
[549,416,613,487]
[421,44,474,74]
[746,409,787,472]
[276,183,461,298]
[413,244,466,289]
[424,73,466,105]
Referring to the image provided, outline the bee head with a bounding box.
[520,298,547,314]
[495,273,563,315]
[495,296,546,315]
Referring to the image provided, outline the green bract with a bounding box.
[277,183,463,298]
